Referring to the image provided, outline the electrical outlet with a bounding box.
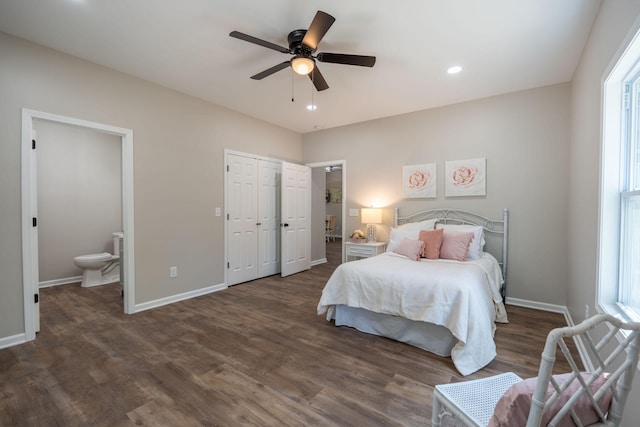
[170,266,178,278]
[585,304,589,319]
[215,207,221,217]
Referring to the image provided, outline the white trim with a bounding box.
[39,276,82,288]
[311,258,327,267]
[0,333,27,350]
[21,110,38,341]
[134,283,227,313]
[21,108,136,344]
[505,297,570,317]
[306,160,347,264]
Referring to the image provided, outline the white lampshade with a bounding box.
[291,56,315,75]
[361,208,382,224]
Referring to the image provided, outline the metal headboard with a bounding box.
[394,207,509,300]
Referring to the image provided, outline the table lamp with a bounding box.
[361,207,382,243]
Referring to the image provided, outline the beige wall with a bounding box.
[568,1,640,425]
[302,83,571,306]
[0,32,301,339]
[35,120,122,283]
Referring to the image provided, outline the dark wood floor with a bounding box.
[0,240,573,426]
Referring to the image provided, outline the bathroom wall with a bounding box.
[35,119,122,284]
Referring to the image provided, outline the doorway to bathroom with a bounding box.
[21,109,135,342]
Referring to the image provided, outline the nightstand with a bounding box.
[344,241,386,261]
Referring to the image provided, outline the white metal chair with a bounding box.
[325,215,336,242]
[432,314,640,427]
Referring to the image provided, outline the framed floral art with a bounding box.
[402,163,436,198]
[445,157,486,197]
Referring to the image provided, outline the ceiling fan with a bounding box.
[229,10,376,91]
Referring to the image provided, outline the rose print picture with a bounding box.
[445,158,486,197]
[402,163,436,198]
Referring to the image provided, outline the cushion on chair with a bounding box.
[489,372,613,427]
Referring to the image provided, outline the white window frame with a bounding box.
[599,21,640,324]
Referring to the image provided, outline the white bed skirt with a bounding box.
[331,304,458,357]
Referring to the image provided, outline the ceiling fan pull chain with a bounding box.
[291,69,295,102]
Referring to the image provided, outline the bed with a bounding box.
[317,208,509,376]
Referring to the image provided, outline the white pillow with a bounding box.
[435,223,485,259]
[397,218,437,231]
[387,219,437,252]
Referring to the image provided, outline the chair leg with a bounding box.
[432,396,442,427]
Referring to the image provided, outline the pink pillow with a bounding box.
[392,238,424,261]
[489,372,613,427]
[418,229,443,259]
[439,230,474,261]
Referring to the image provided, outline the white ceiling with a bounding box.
[0,0,600,134]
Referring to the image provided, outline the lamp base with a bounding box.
[366,224,377,243]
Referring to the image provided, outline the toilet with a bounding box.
[73,232,123,287]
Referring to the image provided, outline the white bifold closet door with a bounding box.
[227,154,310,286]
[227,154,281,285]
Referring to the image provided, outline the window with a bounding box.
[619,80,640,320]
[600,27,640,323]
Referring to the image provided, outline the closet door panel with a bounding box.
[257,160,281,277]
[227,154,258,285]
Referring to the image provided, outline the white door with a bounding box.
[281,161,311,277]
[29,129,40,333]
[227,154,258,285]
[258,160,281,277]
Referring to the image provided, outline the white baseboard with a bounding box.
[134,283,227,313]
[0,333,26,350]
[311,258,327,267]
[506,297,572,324]
[39,276,82,288]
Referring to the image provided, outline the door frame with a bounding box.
[306,160,347,264]
[21,108,136,342]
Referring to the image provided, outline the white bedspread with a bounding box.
[317,251,508,375]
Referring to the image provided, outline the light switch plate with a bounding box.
[349,208,359,217]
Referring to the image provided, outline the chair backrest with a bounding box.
[526,314,640,427]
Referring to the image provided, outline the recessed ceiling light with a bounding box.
[447,66,462,74]
[306,104,317,111]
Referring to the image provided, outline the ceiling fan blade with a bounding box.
[250,61,291,80]
[317,52,376,67]
[308,66,329,91]
[229,31,290,54]
[302,11,335,51]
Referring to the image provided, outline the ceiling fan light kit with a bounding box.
[229,10,376,92]
[291,56,315,75]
